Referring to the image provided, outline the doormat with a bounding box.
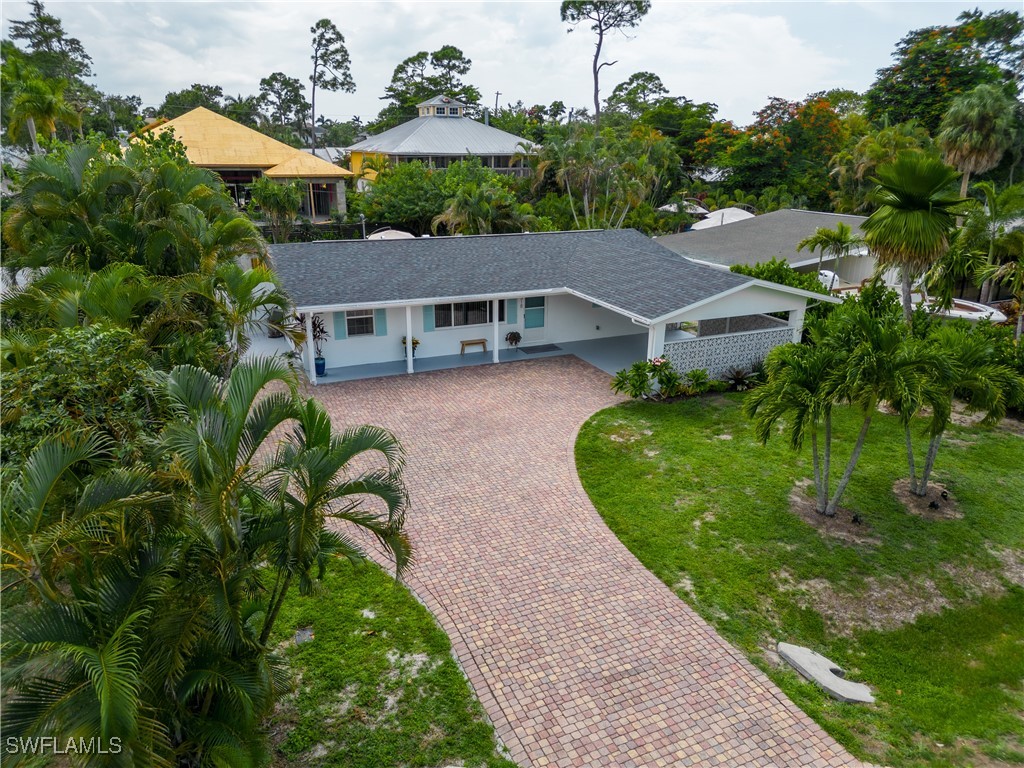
[519,344,561,354]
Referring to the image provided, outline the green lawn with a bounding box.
[575,393,1024,768]
[267,558,516,768]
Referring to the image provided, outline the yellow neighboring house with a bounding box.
[140,107,353,219]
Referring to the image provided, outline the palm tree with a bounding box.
[172,261,298,373]
[937,84,1018,199]
[6,76,81,154]
[862,152,965,325]
[982,229,1024,340]
[963,181,1024,303]
[3,358,412,765]
[796,221,866,283]
[825,302,933,516]
[745,339,843,515]
[249,176,304,244]
[431,181,532,235]
[900,324,1024,496]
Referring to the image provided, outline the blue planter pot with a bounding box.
[315,357,326,376]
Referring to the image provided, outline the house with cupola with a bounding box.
[346,95,534,181]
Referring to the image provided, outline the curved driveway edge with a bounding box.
[310,357,870,767]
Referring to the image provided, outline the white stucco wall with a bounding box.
[315,293,643,368]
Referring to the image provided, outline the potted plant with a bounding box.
[505,330,522,349]
[401,335,421,357]
[297,313,330,376]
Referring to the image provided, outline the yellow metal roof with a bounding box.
[144,107,351,177]
[265,153,353,179]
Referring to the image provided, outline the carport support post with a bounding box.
[405,305,414,374]
[492,299,500,364]
[305,312,316,385]
[789,307,806,343]
[646,323,666,361]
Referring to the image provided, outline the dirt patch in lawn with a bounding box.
[788,479,881,546]
[892,479,963,520]
[777,565,1005,636]
[948,401,1024,437]
[989,546,1024,588]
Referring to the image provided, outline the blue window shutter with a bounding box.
[374,309,387,336]
[506,299,517,324]
[332,312,347,340]
[422,305,435,332]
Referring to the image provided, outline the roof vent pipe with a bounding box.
[483,108,490,127]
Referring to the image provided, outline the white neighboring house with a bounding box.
[269,229,839,384]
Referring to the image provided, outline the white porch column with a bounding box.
[305,312,316,385]
[492,299,500,364]
[646,323,666,360]
[789,307,806,343]
[405,305,414,374]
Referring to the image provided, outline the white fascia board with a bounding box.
[563,288,652,325]
[681,256,733,272]
[648,282,753,324]
[295,288,567,314]
[747,278,843,303]
[647,279,841,325]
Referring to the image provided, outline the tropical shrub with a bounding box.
[0,325,167,466]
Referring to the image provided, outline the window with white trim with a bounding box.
[346,309,374,336]
[434,301,505,328]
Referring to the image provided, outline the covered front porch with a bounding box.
[300,292,703,384]
[317,334,652,381]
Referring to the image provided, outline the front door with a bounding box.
[522,296,546,343]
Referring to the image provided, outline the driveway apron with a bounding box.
[310,356,868,768]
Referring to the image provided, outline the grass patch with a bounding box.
[576,393,1024,768]
[267,558,515,768]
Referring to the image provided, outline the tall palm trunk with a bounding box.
[955,171,971,228]
[919,433,943,492]
[824,413,872,517]
[900,268,914,326]
[905,424,919,495]
[979,236,996,304]
[25,115,41,155]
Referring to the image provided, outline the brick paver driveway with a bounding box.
[312,357,868,767]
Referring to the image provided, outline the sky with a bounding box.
[3,1,1022,128]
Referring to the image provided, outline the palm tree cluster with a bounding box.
[1,135,413,765]
[2,137,297,373]
[747,284,1024,516]
[529,124,679,230]
[2,358,411,766]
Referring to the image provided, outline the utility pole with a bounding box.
[494,91,501,112]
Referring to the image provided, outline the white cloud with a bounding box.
[3,0,1020,126]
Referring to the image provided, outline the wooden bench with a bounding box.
[460,338,488,355]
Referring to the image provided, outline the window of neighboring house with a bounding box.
[434,301,505,328]
[346,309,374,336]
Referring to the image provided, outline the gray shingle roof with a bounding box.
[656,209,867,267]
[270,229,751,322]
[345,116,532,156]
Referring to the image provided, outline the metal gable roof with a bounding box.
[270,229,754,322]
[345,116,534,156]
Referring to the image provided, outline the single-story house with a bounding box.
[270,229,839,384]
[346,95,534,183]
[656,209,873,286]
[140,107,353,219]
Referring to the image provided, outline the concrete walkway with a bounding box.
[311,357,868,767]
